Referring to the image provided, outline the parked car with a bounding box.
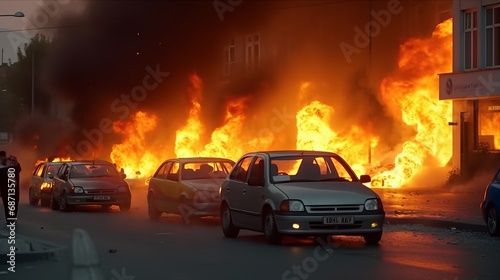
[220,150,385,245]
[147,157,235,222]
[29,161,65,207]
[51,160,131,212]
[480,167,500,236]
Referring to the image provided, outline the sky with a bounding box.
[0,0,39,63]
[0,0,85,64]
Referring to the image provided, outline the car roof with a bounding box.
[163,157,235,164]
[243,150,341,158]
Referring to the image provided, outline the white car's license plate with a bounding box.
[94,196,110,200]
[323,216,354,224]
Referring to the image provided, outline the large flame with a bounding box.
[174,74,204,158]
[174,76,275,160]
[110,111,160,179]
[198,97,250,159]
[370,19,453,188]
[168,19,453,189]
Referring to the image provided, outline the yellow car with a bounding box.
[147,157,235,223]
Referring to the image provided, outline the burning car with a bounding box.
[480,167,500,236]
[220,150,385,245]
[29,161,66,207]
[51,160,131,212]
[147,157,235,223]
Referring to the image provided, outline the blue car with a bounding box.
[480,168,500,236]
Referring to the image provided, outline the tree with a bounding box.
[5,34,53,116]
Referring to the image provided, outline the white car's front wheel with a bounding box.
[263,210,282,244]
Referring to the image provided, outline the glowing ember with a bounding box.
[110,111,160,179]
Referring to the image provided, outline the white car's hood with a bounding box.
[274,181,378,205]
[70,177,127,190]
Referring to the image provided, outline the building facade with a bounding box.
[439,0,500,172]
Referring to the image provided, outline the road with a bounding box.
[1,187,500,280]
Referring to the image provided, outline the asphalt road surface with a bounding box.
[1,187,500,280]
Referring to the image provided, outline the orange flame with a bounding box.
[199,97,250,159]
[479,113,500,150]
[175,74,204,158]
[174,76,274,160]
[371,19,453,188]
[294,19,452,188]
[110,111,160,178]
[34,157,72,166]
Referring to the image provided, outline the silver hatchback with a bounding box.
[220,150,385,245]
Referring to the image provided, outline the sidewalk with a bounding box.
[375,187,487,233]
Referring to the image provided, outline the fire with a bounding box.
[371,18,453,188]
[295,98,378,177]
[294,19,452,188]
[174,76,274,160]
[174,74,204,158]
[34,157,72,166]
[199,97,250,160]
[110,111,161,179]
[479,113,500,150]
[168,19,452,189]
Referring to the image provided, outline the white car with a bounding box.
[220,150,385,245]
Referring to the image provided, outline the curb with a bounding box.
[385,216,487,233]
[0,230,68,263]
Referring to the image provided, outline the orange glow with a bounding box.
[110,111,160,179]
[479,113,500,150]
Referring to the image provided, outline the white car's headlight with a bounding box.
[365,199,379,210]
[71,186,84,194]
[118,186,128,192]
[280,200,305,212]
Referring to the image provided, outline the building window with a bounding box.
[224,38,235,76]
[478,99,500,151]
[486,5,500,67]
[245,33,260,72]
[464,10,477,70]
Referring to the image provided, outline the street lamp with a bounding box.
[0,12,25,17]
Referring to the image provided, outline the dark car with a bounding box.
[147,157,235,223]
[480,168,500,236]
[29,161,65,207]
[51,160,131,212]
[220,150,385,245]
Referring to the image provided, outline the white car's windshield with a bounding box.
[270,155,356,183]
